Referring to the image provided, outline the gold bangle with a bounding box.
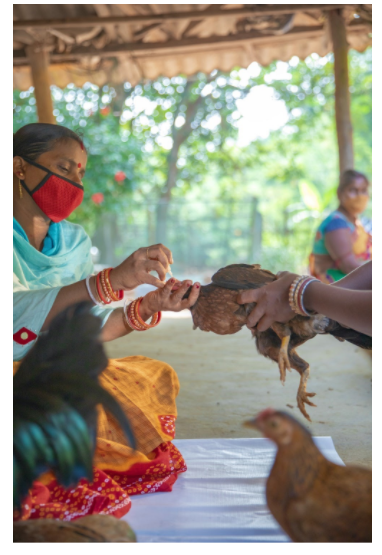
[100,270,112,303]
[289,275,306,315]
[104,269,120,302]
[289,276,302,313]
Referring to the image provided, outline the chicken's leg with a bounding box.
[271,324,292,385]
[289,349,317,421]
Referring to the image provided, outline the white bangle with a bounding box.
[86,275,103,306]
[300,278,320,316]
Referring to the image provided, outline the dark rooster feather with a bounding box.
[13,302,136,509]
[184,264,371,420]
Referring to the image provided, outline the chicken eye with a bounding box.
[270,420,279,428]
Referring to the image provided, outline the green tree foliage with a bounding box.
[13,49,371,271]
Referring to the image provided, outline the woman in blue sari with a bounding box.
[309,170,371,283]
[13,123,200,521]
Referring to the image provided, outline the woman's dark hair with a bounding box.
[338,169,369,194]
[13,123,86,161]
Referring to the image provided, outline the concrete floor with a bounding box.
[105,313,372,468]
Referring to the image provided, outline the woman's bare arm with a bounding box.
[102,279,200,341]
[237,271,372,336]
[41,278,97,331]
[101,308,132,341]
[303,282,372,336]
[333,261,372,291]
[325,228,361,274]
[41,243,173,332]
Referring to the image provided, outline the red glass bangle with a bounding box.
[135,297,161,329]
[123,297,161,331]
[124,298,146,331]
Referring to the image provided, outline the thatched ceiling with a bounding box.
[13,4,372,89]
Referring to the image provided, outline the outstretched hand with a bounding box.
[111,243,173,291]
[140,278,200,316]
[237,271,298,331]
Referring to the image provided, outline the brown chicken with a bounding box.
[244,409,372,542]
[184,264,371,420]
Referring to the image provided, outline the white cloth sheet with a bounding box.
[123,437,344,543]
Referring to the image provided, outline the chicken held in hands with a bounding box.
[244,409,372,543]
[183,264,371,421]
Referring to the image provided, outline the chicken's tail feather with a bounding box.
[15,302,108,388]
[327,323,372,350]
[13,302,136,509]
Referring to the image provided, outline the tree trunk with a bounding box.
[155,136,182,243]
[328,9,354,175]
[155,200,170,244]
[248,197,262,262]
[26,44,55,124]
[147,205,156,245]
[91,213,119,267]
[155,78,210,244]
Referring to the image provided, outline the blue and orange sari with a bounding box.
[309,210,372,283]
[13,217,186,522]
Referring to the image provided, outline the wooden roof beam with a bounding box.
[13,21,369,66]
[13,5,355,30]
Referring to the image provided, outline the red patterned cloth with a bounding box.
[14,356,186,522]
[14,442,186,522]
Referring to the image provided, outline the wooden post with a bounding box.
[26,44,55,124]
[328,9,354,174]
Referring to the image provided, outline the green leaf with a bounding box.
[299,180,321,211]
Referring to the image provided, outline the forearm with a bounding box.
[325,230,362,274]
[101,308,133,341]
[304,281,372,336]
[335,255,362,275]
[333,261,372,290]
[100,298,156,342]
[41,278,94,330]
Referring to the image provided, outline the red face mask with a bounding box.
[20,157,84,223]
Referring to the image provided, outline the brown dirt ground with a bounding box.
[105,314,372,467]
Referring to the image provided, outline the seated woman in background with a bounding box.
[13,123,200,522]
[309,169,371,283]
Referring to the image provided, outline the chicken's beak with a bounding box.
[243,417,259,430]
[243,408,276,431]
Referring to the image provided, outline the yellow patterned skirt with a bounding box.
[14,356,186,521]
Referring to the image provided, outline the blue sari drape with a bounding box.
[13,217,112,360]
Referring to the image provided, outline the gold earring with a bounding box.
[19,179,23,199]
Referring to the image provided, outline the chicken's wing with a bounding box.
[211,263,276,290]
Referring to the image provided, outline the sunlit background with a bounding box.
[13,49,371,283]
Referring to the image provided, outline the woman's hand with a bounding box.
[237,271,298,331]
[110,244,173,291]
[140,278,200,317]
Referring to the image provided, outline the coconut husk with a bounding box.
[13,514,136,543]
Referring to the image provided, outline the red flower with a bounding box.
[100,107,110,116]
[114,171,126,183]
[92,192,104,205]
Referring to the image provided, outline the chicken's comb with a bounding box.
[256,408,276,421]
